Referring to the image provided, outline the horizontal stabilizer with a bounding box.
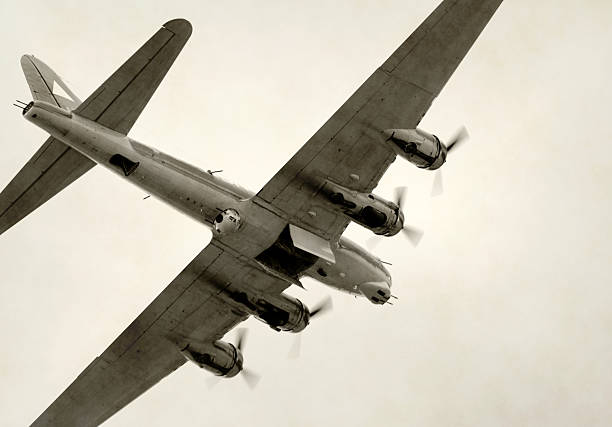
[0,137,95,236]
[74,18,192,135]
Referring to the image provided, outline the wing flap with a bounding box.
[74,19,192,135]
[30,240,292,427]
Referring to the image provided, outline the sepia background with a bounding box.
[1,1,611,426]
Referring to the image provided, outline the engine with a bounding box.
[181,340,243,377]
[383,128,447,170]
[255,294,310,333]
[226,289,310,333]
[321,180,404,236]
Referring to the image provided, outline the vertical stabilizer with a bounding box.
[20,55,81,109]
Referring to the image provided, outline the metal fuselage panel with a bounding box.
[25,105,241,226]
[24,102,391,299]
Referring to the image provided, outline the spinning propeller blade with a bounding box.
[234,328,261,389]
[432,126,469,196]
[310,296,333,318]
[402,225,424,247]
[431,170,443,197]
[241,368,261,389]
[288,334,302,360]
[367,186,423,248]
[395,186,423,247]
[446,126,469,152]
[288,296,333,359]
[394,186,407,211]
[235,327,247,352]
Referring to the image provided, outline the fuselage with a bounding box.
[23,100,392,303]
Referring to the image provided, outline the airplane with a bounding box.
[1,0,503,425]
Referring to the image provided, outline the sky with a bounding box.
[1,1,611,426]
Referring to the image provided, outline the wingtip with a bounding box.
[163,18,193,38]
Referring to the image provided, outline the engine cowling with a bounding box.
[225,290,310,333]
[383,128,447,170]
[321,180,404,236]
[181,340,243,377]
[256,294,310,333]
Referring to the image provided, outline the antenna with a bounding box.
[207,169,223,175]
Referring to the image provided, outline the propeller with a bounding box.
[289,297,333,360]
[288,335,302,360]
[310,296,333,319]
[235,328,261,389]
[402,224,424,246]
[205,328,261,389]
[395,187,424,247]
[446,126,469,153]
[432,126,469,197]
[365,187,423,250]
[235,327,248,352]
[241,368,261,389]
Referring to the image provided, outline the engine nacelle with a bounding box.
[181,340,243,377]
[226,290,310,333]
[383,128,447,170]
[321,180,404,236]
[255,295,310,333]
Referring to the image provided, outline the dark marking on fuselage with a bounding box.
[255,225,318,279]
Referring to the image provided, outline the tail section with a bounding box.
[1,19,192,236]
[21,55,81,109]
[0,58,94,236]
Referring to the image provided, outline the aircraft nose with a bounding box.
[359,281,391,305]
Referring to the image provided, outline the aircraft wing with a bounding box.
[256,0,503,240]
[73,18,192,135]
[31,240,290,427]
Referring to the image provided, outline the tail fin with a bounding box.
[0,57,94,236]
[21,55,81,109]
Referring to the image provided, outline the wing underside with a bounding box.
[74,18,192,135]
[30,240,292,426]
[256,0,504,240]
[0,137,95,236]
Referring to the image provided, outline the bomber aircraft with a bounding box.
[2,0,503,425]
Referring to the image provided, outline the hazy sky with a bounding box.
[1,1,611,426]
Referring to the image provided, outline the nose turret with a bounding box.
[359,281,392,305]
